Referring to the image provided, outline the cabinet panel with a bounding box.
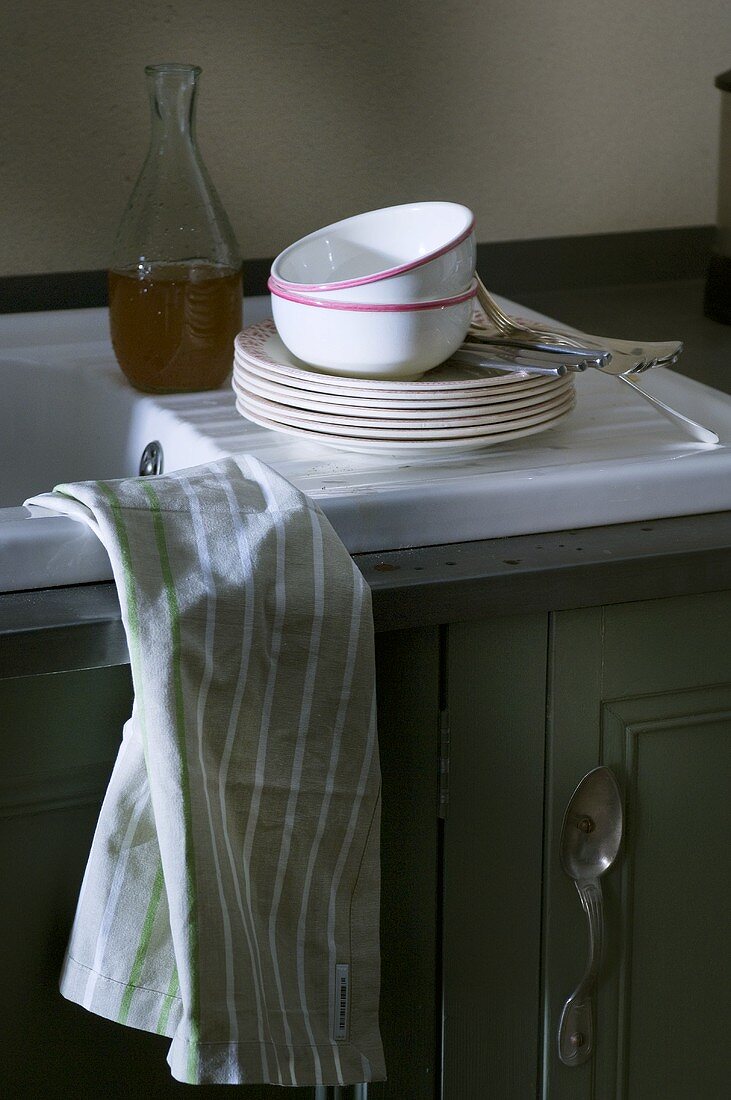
[544,600,731,1100]
[601,686,731,1100]
[602,590,731,698]
[371,627,442,1100]
[443,614,549,1099]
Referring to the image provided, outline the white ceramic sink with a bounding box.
[3,297,731,593]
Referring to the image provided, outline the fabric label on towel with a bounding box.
[334,963,350,1040]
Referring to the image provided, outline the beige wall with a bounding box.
[0,0,728,276]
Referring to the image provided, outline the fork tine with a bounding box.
[474,274,683,369]
[630,353,681,375]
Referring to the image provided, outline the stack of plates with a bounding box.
[232,321,576,455]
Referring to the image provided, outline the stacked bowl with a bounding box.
[267,201,477,380]
[232,201,576,454]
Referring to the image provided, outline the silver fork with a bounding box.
[473,275,683,373]
[466,327,649,374]
[456,340,608,375]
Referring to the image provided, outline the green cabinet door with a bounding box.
[442,614,549,1099]
[371,626,442,1100]
[543,592,731,1100]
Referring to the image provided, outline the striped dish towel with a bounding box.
[25,454,384,1087]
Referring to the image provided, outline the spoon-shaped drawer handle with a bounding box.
[557,766,622,1068]
[558,878,604,1065]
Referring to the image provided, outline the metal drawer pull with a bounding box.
[558,766,623,1066]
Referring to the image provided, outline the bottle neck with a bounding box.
[145,63,201,148]
[110,62,241,273]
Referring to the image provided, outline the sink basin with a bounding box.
[3,298,731,593]
[2,357,148,507]
[0,352,226,507]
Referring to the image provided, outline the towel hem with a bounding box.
[61,955,386,1086]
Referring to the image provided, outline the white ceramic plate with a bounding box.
[234,321,569,395]
[233,344,564,402]
[232,375,575,434]
[234,395,576,454]
[232,358,574,413]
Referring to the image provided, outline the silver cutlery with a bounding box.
[472,275,683,374]
[466,329,648,375]
[462,275,714,441]
[465,331,611,367]
[451,347,569,377]
[617,373,719,444]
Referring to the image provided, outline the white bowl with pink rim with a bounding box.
[269,201,476,303]
[269,278,478,379]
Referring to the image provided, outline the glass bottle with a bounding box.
[108,63,243,392]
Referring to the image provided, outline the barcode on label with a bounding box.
[334,963,350,1040]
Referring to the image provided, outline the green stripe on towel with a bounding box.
[142,481,201,1082]
[118,861,165,1024]
[97,480,159,1026]
[95,481,148,748]
[157,966,180,1035]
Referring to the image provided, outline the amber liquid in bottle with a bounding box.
[108,262,243,393]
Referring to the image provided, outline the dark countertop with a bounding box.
[3,508,731,668]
